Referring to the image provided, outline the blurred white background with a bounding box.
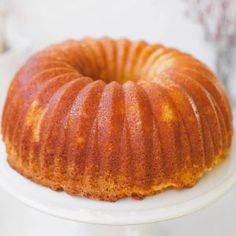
[7,0,215,66]
[0,0,235,235]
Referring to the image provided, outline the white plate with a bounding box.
[0,136,235,225]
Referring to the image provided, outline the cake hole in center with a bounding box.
[78,63,142,84]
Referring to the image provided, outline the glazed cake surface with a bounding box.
[1,37,233,201]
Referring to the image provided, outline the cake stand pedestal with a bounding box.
[0,136,236,236]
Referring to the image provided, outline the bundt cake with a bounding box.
[1,37,233,201]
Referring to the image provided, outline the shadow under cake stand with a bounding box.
[0,136,235,236]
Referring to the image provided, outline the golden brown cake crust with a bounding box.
[1,37,233,201]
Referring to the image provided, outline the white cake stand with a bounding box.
[0,136,236,235]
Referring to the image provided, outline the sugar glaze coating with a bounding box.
[2,38,233,201]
